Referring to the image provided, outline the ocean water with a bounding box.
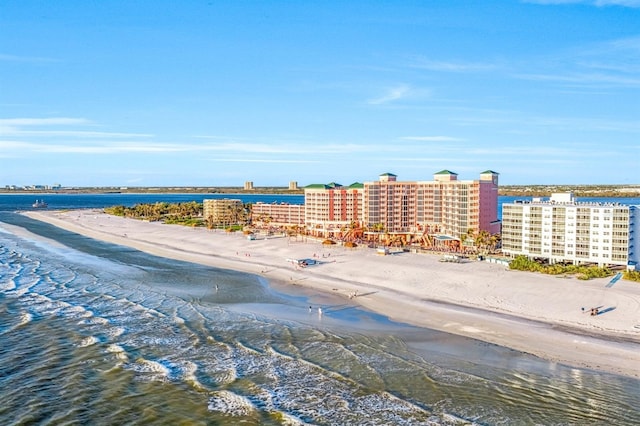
[1,195,640,425]
[1,192,639,217]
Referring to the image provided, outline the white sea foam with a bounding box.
[17,311,33,326]
[0,311,33,336]
[180,360,204,390]
[78,336,100,347]
[62,305,92,319]
[442,412,479,425]
[106,344,128,361]
[79,316,109,326]
[103,326,126,339]
[0,278,16,291]
[207,390,256,417]
[130,358,171,381]
[273,412,308,426]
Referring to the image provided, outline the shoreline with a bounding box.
[17,209,640,379]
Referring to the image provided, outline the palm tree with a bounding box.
[476,230,491,255]
[489,233,501,253]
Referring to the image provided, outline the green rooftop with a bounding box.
[304,182,346,190]
[304,183,332,189]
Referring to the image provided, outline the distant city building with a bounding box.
[203,198,243,226]
[244,181,254,190]
[501,193,639,269]
[251,202,305,227]
[288,181,298,191]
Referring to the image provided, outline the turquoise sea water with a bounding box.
[1,195,640,424]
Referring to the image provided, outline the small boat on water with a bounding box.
[32,199,48,208]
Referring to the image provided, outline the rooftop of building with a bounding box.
[505,193,632,208]
[305,182,364,189]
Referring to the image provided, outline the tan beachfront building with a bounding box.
[501,193,639,269]
[363,170,500,238]
[203,198,244,226]
[303,170,500,245]
[304,182,364,238]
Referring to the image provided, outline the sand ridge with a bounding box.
[20,209,640,378]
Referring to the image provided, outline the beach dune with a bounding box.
[22,209,640,378]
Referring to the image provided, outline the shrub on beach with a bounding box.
[508,255,613,280]
[509,256,542,272]
[623,270,640,282]
[104,206,126,216]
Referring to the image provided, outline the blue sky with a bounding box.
[1,0,638,187]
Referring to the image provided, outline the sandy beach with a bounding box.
[21,209,640,379]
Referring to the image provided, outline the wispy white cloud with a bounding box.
[202,142,370,155]
[409,58,498,73]
[368,84,413,105]
[0,141,189,154]
[2,130,154,138]
[0,138,375,156]
[524,0,640,7]
[401,136,466,142]
[608,36,640,51]
[0,118,89,126]
[516,71,640,87]
[513,38,640,88]
[451,110,640,132]
[208,158,320,164]
[0,53,58,62]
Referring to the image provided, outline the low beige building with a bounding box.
[203,198,244,226]
[251,202,305,227]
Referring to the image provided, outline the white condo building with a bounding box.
[502,193,639,269]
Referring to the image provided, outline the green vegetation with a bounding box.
[104,202,204,226]
[509,255,613,280]
[104,201,251,229]
[461,229,501,254]
[623,270,640,283]
[499,184,639,198]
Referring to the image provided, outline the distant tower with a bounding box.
[289,181,298,190]
[244,181,254,190]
